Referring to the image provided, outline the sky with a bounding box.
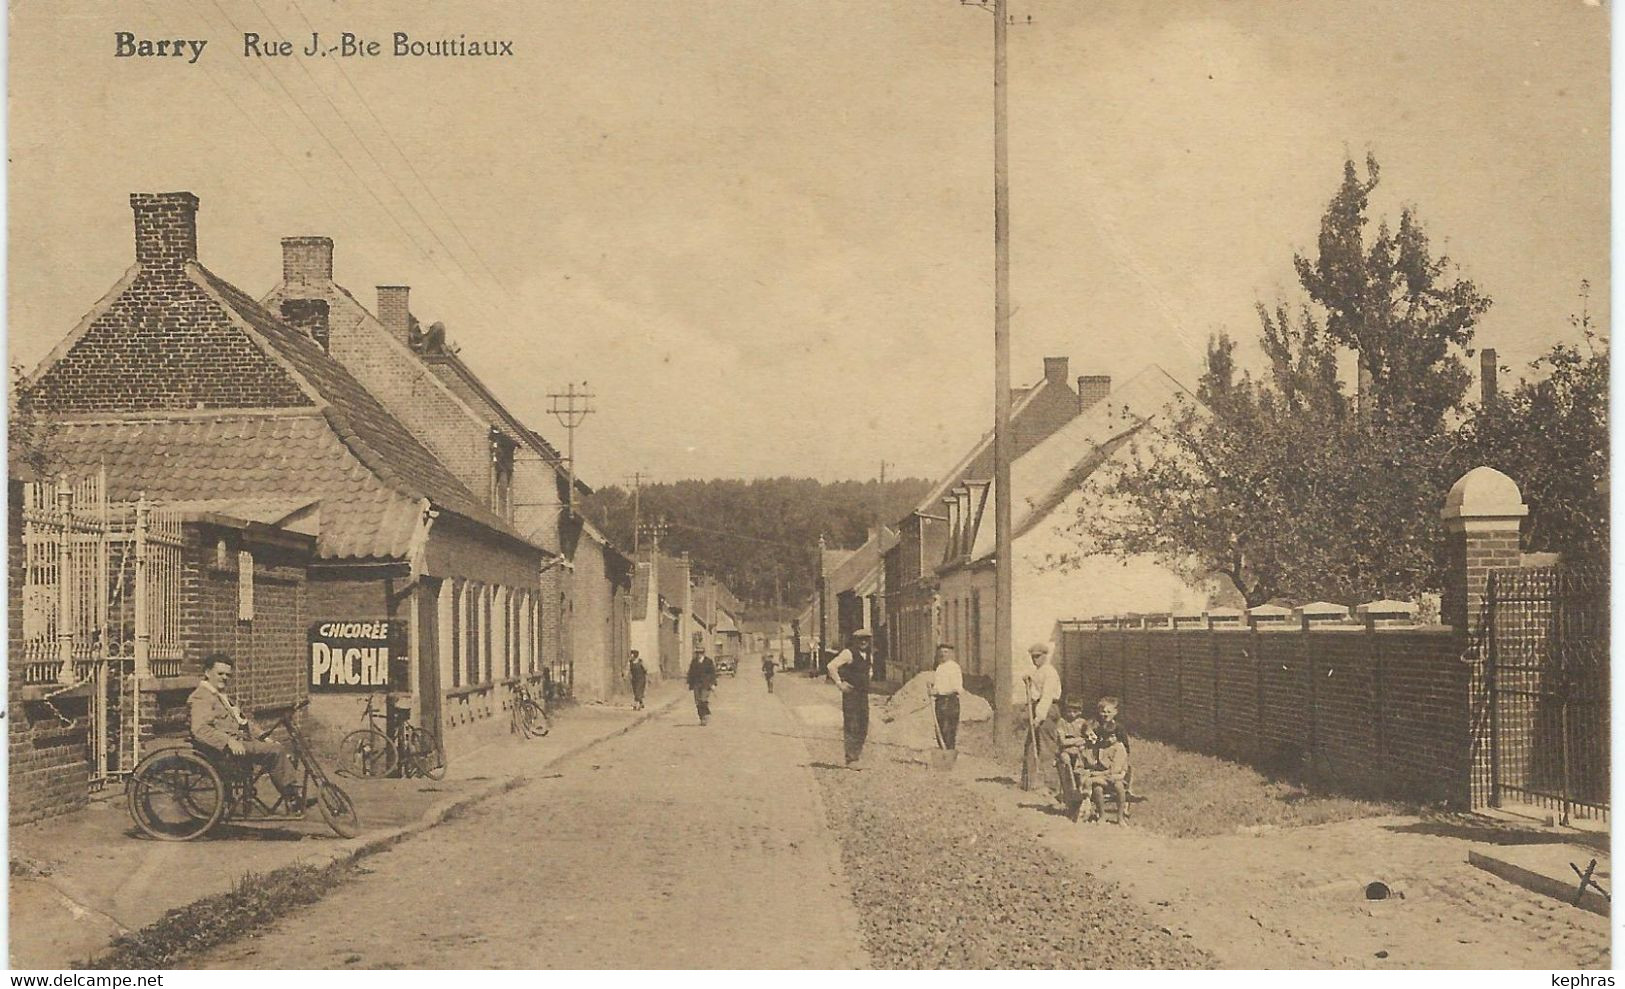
[6,0,1609,487]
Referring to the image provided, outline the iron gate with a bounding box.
[1487,564,1609,825]
[20,471,184,785]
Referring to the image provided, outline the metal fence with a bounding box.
[19,472,184,783]
[1487,564,1609,825]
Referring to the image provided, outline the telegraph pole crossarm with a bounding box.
[547,381,596,519]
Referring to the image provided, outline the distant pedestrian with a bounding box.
[928,644,963,751]
[629,650,648,710]
[826,628,875,767]
[762,654,777,693]
[688,651,717,725]
[1021,641,1062,793]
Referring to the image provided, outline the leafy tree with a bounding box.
[580,476,932,607]
[1074,156,1482,606]
[9,364,59,477]
[1295,155,1490,429]
[1460,298,1609,559]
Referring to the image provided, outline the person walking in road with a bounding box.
[762,653,777,693]
[826,628,875,767]
[1021,641,1063,792]
[629,650,648,710]
[687,651,717,725]
[928,643,963,751]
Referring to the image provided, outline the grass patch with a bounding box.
[957,723,1409,838]
[81,859,361,969]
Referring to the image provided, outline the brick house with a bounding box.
[24,192,549,762]
[815,527,897,676]
[883,357,1096,682]
[259,238,634,704]
[630,548,694,677]
[934,365,1231,699]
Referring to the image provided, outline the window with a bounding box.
[970,589,982,673]
[491,430,515,519]
[464,581,481,686]
[440,579,458,689]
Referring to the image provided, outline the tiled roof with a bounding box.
[45,413,424,560]
[966,365,1194,562]
[906,374,1064,521]
[656,554,688,604]
[825,528,897,596]
[191,265,525,543]
[631,562,652,615]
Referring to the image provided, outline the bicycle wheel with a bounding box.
[521,699,550,738]
[338,728,397,778]
[403,726,448,781]
[316,780,361,838]
[127,749,225,841]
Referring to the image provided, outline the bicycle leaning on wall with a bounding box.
[337,694,448,780]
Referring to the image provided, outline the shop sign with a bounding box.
[309,620,407,692]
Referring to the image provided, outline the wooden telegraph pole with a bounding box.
[990,0,1016,758]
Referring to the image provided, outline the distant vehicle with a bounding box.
[717,657,737,677]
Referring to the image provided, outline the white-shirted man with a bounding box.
[928,643,964,750]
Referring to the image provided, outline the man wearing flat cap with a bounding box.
[826,628,875,767]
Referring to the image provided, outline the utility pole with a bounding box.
[817,534,829,672]
[990,0,1017,759]
[626,471,646,552]
[547,381,596,518]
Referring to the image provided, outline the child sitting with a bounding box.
[1087,723,1131,825]
[1095,695,1134,797]
[1053,705,1095,811]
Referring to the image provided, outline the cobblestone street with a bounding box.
[196,674,866,969]
[173,670,1613,970]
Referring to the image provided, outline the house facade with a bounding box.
[885,356,1098,683]
[261,240,633,704]
[25,192,548,764]
[934,366,1231,699]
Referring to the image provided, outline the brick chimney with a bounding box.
[1043,356,1070,386]
[1077,374,1111,414]
[282,236,333,286]
[130,192,199,272]
[1480,348,1498,407]
[279,298,331,352]
[377,286,411,343]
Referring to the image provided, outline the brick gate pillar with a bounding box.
[1442,465,1527,809]
[1441,465,1528,636]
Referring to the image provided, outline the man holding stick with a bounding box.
[1020,641,1062,791]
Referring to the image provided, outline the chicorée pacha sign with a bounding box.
[308,621,407,692]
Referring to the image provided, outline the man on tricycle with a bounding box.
[189,652,306,806]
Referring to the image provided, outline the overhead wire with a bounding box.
[281,0,512,294]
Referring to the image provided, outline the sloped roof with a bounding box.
[826,527,898,596]
[906,373,1067,521]
[631,561,652,615]
[420,350,587,496]
[44,413,424,560]
[656,554,689,603]
[191,265,524,542]
[968,365,1194,562]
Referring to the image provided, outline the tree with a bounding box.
[1295,155,1490,429]
[1073,157,1482,606]
[1460,295,1608,560]
[9,364,59,478]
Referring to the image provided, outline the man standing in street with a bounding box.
[929,643,964,751]
[1021,641,1062,791]
[761,653,777,693]
[629,650,648,710]
[687,650,717,725]
[826,628,875,767]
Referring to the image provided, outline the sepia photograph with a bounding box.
[3,0,1612,974]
